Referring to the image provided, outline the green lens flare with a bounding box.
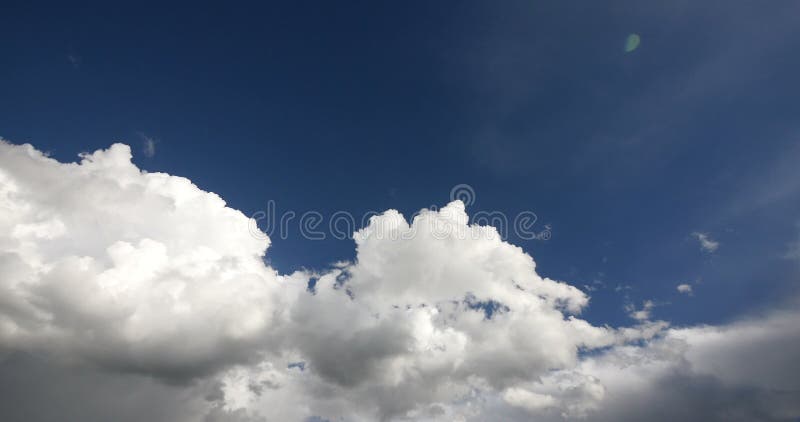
[625,33,641,52]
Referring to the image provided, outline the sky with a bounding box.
[1,1,800,421]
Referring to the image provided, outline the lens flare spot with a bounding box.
[625,33,641,53]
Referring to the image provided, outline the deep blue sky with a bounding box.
[2,1,799,328]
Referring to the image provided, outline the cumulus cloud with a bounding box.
[255,201,631,420]
[0,140,287,380]
[677,283,693,295]
[0,140,798,421]
[575,310,800,422]
[692,232,720,253]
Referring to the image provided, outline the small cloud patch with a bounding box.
[138,132,157,158]
[692,232,719,253]
[625,300,655,321]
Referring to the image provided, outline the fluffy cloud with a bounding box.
[1,141,798,421]
[0,141,288,380]
[256,201,626,420]
[677,283,693,295]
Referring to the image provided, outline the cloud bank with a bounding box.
[0,141,798,421]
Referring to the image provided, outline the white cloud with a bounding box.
[253,200,630,419]
[625,300,655,321]
[503,388,557,412]
[0,141,286,379]
[677,284,693,295]
[0,140,798,421]
[692,232,719,253]
[0,141,622,417]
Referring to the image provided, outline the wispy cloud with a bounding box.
[625,300,655,321]
[67,53,81,69]
[692,232,719,253]
[139,132,157,158]
[786,244,800,261]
